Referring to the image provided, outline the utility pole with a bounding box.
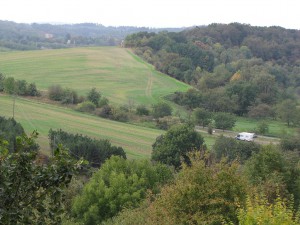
[12,94,16,120]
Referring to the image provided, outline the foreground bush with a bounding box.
[0,132,82,224]
[71,156,173,225]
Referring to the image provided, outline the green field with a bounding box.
[0,47,190,105]
[0,94,164,158]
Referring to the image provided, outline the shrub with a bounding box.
[136,105,150,116]
[75,101,96,113]
[48,85,64,101]
[152,102,172,118]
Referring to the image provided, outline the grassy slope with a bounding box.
[0,47,190,105]
[0,94,163,159]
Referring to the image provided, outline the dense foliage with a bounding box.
[0,131,82,224]
[125,23,300,122]
[71,156,173,225]
[48,129,126,168]
[104,154,247,225]
[151,124,204,169]
[0,116,26,152]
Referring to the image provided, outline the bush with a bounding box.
[136,105,150,116]
[112,110,129,122]
[48,85,65,101]
[98,97,109,107]
[98,105,113,118]
[75,101,96,113]
[152,102,172,118]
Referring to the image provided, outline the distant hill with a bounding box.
[0,20,185,50]
[124,23,300,116]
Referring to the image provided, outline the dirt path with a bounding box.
[195,126,280,145]
[145,72,153,97]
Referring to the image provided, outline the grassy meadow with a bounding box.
[0,94,164,158]
[0,47,190,106]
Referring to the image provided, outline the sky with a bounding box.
[0,0,299,29]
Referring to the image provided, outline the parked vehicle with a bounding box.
[235,132,255,141]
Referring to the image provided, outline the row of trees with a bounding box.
[0,20,184,50]
[0,73,39,96]
[48,129,126,168]
[173,88,300,127]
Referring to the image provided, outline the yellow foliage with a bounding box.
[230,71,242,82]
[237,194,300,225]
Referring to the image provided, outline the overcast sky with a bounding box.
[0,0,299,29]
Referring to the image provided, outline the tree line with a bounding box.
[0,73,39,97]
[0,20,184,50]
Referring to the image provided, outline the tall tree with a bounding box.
[192,107,212,127]
[152,124,204,169]
[214,112,236,131]
[276,99,298,126]
[87,87,101,107]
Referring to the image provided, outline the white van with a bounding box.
[235,132,255,142]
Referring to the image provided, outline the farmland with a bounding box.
[0,94,163,158]
[0,47,190,105]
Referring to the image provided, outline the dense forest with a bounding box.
[125,23,300,123]
[0,20,184,50]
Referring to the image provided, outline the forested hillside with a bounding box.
[125,23,300,122]
[0,20,184,50]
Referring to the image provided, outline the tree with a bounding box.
[248,103,274,119]
[71,156,173,225]
[87,87,101,107]
[214,112,236,131]
[15,79,27,96]
[48,84,65,101]
[256,121,269,135]
[0,72,5,92]
[26,83,39,96]
[151,124,204,169]
[3,77,15,94]
[0,131,82,224]
[152,102,172,118]
[276,99,298,126]
[0,116,25,152]
[213,136,260,163]
[192,107,212,127]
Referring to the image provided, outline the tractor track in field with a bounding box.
[145,72,153,97]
